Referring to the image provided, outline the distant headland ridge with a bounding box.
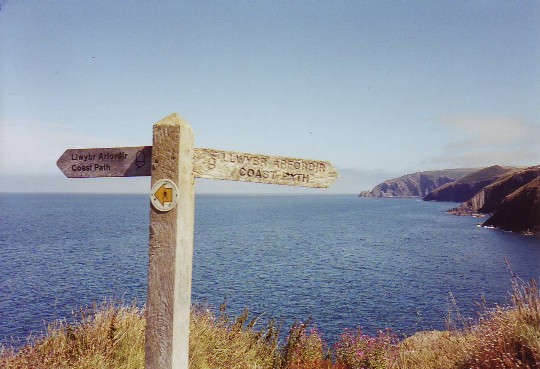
[359,165,540,236]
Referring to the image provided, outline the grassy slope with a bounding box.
[359,168,478,197]
[2,278,539,369]
[482,177,540,235]
[448,166,540,216]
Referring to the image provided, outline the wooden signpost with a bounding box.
[57,113,338,369]
[57,147,337,188]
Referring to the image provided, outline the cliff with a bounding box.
[448,166,540,216]
[422,165,520,202]
[482,177,540,236]
[359,168,477,198]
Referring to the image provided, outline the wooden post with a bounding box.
[146,113,195,369]
[56,112,339,369]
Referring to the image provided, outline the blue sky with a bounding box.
[1,1,539,193]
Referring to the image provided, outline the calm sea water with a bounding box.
[1,194,539,346]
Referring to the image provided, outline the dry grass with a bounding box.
[396,330,471,368]
[1,301,280,369]
[1,301,145,369]
[457,278,540,369]
[395,277,540,369]
[189,304,280,369]
[1,277,539,369]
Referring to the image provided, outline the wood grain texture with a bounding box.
[194,148,338,188]
[56,113,338,369]
[57,146,338,188]
[56,146,152,177]
[146,113,194,369]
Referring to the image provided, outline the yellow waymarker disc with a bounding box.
[151,179,179,212]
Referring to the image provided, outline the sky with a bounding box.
[1,1,539,194]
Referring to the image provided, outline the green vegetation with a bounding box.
[2,278,539,369]
[455,165,519,184]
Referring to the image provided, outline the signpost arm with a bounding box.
[146,114,195,369]
[55,112,339,369]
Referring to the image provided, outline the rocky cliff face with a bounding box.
[422,166,520,202]
[359,169,477,198]
[482,177,540,236]
[448,166,540,216]
[360,164,539,236]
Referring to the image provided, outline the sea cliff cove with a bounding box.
[359,165,540,236]
[2,194,540,368]
[3,1,540,368]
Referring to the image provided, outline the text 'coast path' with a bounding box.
[57,147,338,188]
[57,113,339,369]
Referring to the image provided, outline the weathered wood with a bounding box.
[58,146,338,188]
[194,148,338,188]
[146,113,194,369]
[56,146,152,178]
[56,112,340,369]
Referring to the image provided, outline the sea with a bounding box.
[1,194,539,347]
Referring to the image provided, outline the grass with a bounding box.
[2,277,539,369]
[396,277,540,369]
[1,302,145,369]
